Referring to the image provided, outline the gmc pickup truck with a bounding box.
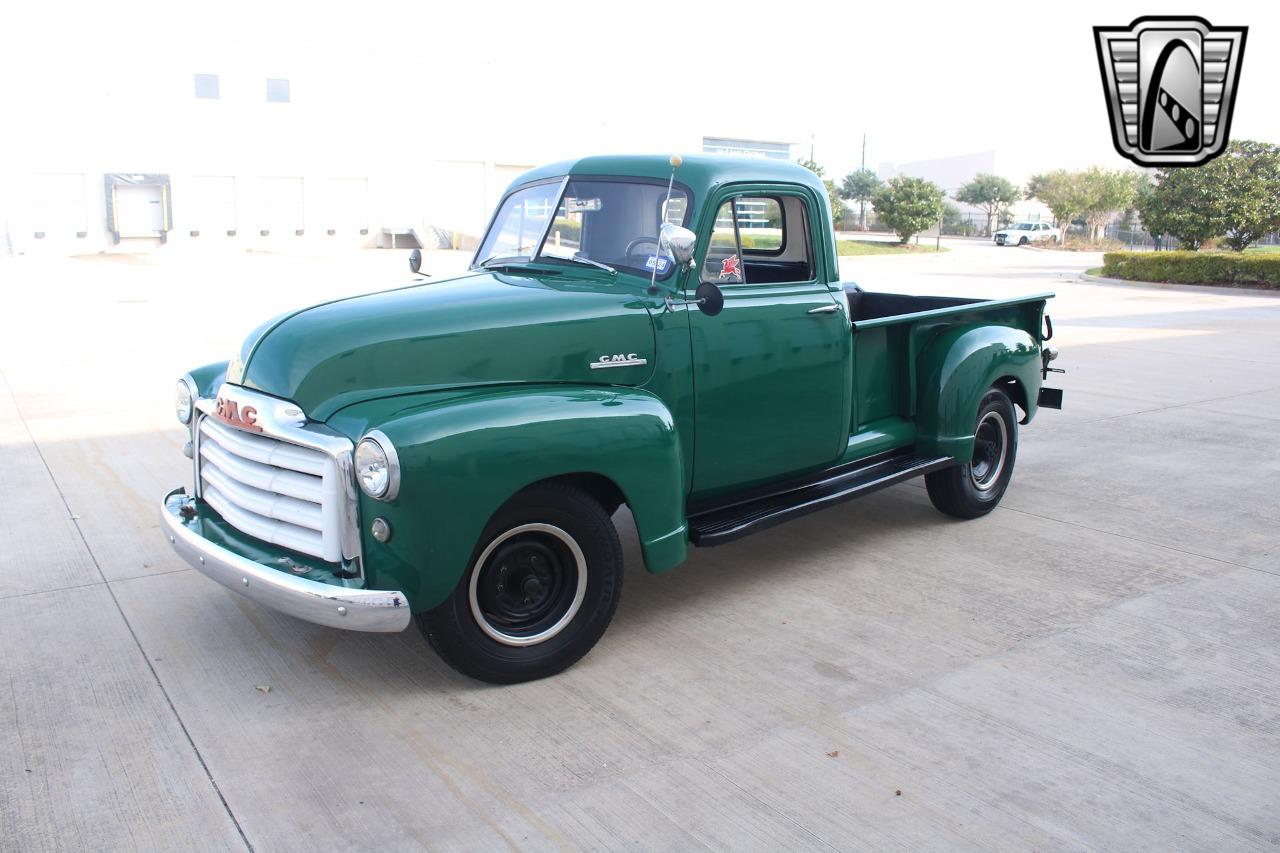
[162,155,1063,683]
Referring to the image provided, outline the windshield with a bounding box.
[1015,223,1034,230]
[475,178,689,279]
[473,180,561,264]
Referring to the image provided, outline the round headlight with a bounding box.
[175,379,194,425]
[355,432,400,501]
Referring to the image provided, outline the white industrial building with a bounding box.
[0,20,795,258]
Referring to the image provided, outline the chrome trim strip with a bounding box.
[184,373,203,499]
[198,383,364,575]
[160,489,409,632]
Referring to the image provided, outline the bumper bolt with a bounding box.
[337,606,348,617]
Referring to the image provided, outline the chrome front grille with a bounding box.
[197,416,346,562]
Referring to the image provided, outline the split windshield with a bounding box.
[474,178,689,279]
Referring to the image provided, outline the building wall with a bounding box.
[0,20,800,256]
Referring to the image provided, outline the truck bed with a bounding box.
[841,284,1052,441]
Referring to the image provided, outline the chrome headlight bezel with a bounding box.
[175,378,195,425]
[355,430,400,502]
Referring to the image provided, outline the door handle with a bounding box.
[807,304,842,315]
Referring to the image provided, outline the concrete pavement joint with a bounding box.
[1067,384,1280,425]
[1,369,256,853]
[0,567,195,602]
[998,503,1279,579]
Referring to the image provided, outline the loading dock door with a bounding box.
[187,176,238,235]
[104,174,172,243]
[323,178,368,234]
[258,177,305,235]
[115,185,165,237]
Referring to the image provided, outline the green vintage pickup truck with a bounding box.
[162,154,1062,682]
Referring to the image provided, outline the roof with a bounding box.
[508,154,825,199]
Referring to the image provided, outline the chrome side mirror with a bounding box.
[660,222,697,266]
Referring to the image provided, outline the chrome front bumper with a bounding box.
[160,489,411,632]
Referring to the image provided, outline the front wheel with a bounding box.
[926,387,1019,519]
[418,483,623,683]
[1017,236,1029,246]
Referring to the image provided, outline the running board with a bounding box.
[687,452,955,547]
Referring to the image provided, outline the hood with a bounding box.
[235,271,657,420]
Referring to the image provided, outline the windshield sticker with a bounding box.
[645,255,672,274]
[565,197,603,213]
[719,254,742,281]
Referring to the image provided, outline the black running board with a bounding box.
[687,451,955,546]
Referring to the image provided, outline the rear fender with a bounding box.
[915,324,1041,462]
[329,386,687,612]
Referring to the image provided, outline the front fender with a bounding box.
[915,324,1041,462]
[184,361,229,399]
[327,385,687,612]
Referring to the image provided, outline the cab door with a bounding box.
[686,187,850,497]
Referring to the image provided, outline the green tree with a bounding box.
[872,176,945,243]
[1077,167,1144,242]
[796,158,848,228]
[953,173,1020,236]
[1137,140,1280,251]
[1027,170,1091,242]
[839,168,883,230]
[1217,140,1280,251]
[1137,166,1225,250]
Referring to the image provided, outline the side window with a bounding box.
[702,199,744,284]
[736,197,784,254]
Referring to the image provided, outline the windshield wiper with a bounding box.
[562,255,617,275]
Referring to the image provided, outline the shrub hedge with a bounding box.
[1101,251,1280,288]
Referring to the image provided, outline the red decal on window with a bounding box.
[719,254,741,279]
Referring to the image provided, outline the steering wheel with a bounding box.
[624,236,660,256]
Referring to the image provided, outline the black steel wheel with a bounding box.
[926,387,1019,519]
[418,483,623,683]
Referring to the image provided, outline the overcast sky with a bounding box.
[3,0,1276,186]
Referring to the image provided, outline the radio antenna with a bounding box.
[649,154,682,295]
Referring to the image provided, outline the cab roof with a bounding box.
[509,154,826,199]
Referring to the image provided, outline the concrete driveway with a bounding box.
[2,242,1278,851]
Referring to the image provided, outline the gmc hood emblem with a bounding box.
[213,397,264,432]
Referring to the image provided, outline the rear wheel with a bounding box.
[926,387,1018,519]
[418,483,623,683]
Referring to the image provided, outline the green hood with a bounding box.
[236,271,657,420]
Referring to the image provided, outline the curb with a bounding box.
[1079,271,1280,297]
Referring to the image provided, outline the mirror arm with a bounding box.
[663,294,705,313]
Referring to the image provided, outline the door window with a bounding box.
[736,197,784,253]
[702,192,815,285]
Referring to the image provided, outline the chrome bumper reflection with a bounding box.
[160,489,410,632]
